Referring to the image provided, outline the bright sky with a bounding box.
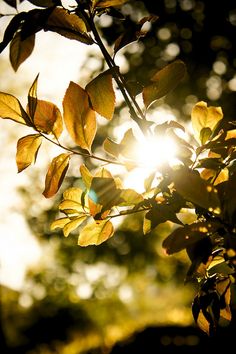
[0,1,94,290]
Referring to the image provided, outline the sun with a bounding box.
[123,135,178,192]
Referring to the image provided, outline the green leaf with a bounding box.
[172,167,221,214]
[78,219,114,246]
[32,99,63,139]
[43,153,71,198]
[86,72,115,120]
[191,101,223,143]
[10,32,35,71]
[63,81,96,152]
[28,73,39,120]
[46,7,93,45]
[16,134,42,172]
[0,92,30,125]
[63,215,88,237]
[162,221,220,254]
[142,60,186,108]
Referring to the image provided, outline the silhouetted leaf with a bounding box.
[143,60,186,108]
[222,169,236,223]
[28,73,39,120]
[63,81,96,152]
[3,0,17,9]
[78,219,114,246]
[0,92,30,125]
[172,167,221,214]
[0,12,27,54]
[46,7,93,45]
[32,99,63,138]
[191,101,223,143]
[92,0,128,9]
[16,134,42,172]
[86,72,115,120]
[27,0,56,6]
[10,32,35,71]
[43,153,71,198]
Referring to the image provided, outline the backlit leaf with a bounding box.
[50,217,70,231]
[10,32,35,71]
[119,189,143,205]
[191,101,223,143]
[78,219,114,246]
[43,153,71,198]
[92,0,128,9]
[86,72,115,120]
[162,221,220,254]
[46,7,93,45]
[172,167,221,214]
[59,200,85,215]
[89,177,121,209]
[0,92,30,125]
[142,60,186,108]
[28,73,39,120]
[32,99,63,138]
[16,134,42,172]
[63,81,96,152]
[80,164,93,189]
[103,138,121,158]
[63,215,88,237]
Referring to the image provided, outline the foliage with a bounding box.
[0,0,236,336]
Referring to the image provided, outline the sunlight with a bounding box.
[123,135,179,192]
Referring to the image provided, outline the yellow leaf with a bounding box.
[80,164,93,189]
[103,137,121,158]
[50,217,70,231]
[86,73,115,120]
[16,134,42,172]
[63,187,84,203]
[32,99,63,139]
[63,215,87,237]
[59,200,85,214]
[28,74,39,119]
[63,81,96,152]
[0,92,30,125]
[10,32,35,71]
[92,0,128,8]
[191,101,223,143]
[78,219,114,246]
[43,153,71,198]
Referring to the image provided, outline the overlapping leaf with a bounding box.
[86,72,115,120]
[0,92,30,125]
[63,81,96,152]
[78,219,114,246]
[16,134,42,172]
[43,153,71,198]
[10,32,35,71]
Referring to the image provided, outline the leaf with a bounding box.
[86,72,115,120]
[3,0,17,9]
[63,215,88,237]
[103,137,122,158]
[0,92,30,125]
[191,102,223,143]
[10,32,35,71]
[28,73,39,120]
[0,12,27,54]
[89,177,121,209]
[27,0,56,7]
[142,60,186,108]
[119,189,143,205]
[172,167,221,214]
[43,153,71,198]
[78,219,114,246]
[63,81,96,152]
[46,7,93,45]
[162,221,220,254]
[50,217,70,231]
[92,0,128,9]
[16,134,42,172]
[32,99,63,138]
[59,200,85,215]
[80,164,93,189]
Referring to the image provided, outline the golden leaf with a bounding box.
[78,219,114,246]
[63,81,96,152]
[43,153,71,198]
[63,215,87,237]
[16,134,42,172]
[0,92,30,125]
[86,73,115,120]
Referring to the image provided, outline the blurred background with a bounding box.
[0,0,236,353]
